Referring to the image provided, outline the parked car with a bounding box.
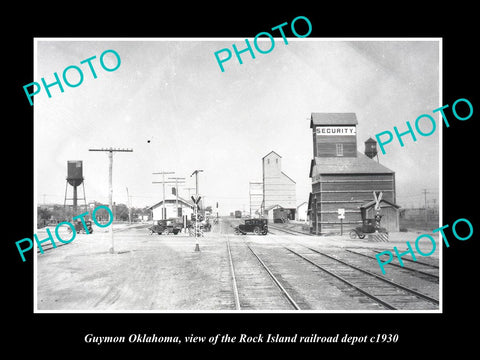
[148,219,182,235]
[349,218,388,239]
[67,219,93,234]
[234,218,268,235]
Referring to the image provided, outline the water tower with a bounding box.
[364,137,379,162]
[64,160,87,216]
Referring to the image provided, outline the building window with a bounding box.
[276,158,278,164]
[336,144,344,156]
[267,159,270,164]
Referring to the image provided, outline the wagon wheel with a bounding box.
[234,228,240,235]
[162,229,170,235]
[349,230,357,239]
[358,233,366,239]
[149,229,154,235]
[253,226,261,235]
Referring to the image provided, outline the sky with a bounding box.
[35,38,440,214]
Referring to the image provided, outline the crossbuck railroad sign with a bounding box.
[191,196,201,205]
[373,191,383,210]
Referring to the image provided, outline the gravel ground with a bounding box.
[35,219,440,312]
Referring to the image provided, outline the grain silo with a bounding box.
[308,113,400,234]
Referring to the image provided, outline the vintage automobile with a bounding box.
[67,218,93,234]
[202,220,212,232]
[234,218,268,235]
[148,219,182,235]
[349,218,388,239]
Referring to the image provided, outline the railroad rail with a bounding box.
[246,243,301,310]
[36,224,147,253]
[345,248,439,281]
[370,248,439,269]
[226,236,241,310]
[226,236,301,310]
[286,246,439,310]
[268,224,311,236]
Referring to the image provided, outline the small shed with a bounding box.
[296,201,308,222]
[360,199,400,232]
[263,204,283,221]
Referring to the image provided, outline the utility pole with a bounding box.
[152,171,175,220]
[191,170,204,197]
[89,147,133,254]
[422,189,428,225]
[190,170,203,252]
[126,187,131,224]
[185,187,195,198]
[168,177,186,218]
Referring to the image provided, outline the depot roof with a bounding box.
[310,151,394,176]
[149,196,194,210]
[310,113,358,128]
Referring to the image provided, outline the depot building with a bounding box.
[308,113,400,234]
[148,195,194,221]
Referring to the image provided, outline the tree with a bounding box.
[113,203,129,221]
[37,207,52,227]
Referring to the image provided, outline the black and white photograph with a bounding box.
[6,6,479,354]
[33,38,441,313]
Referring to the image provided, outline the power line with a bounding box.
[89,147,133,254]
[152,171,175,220]
[168,177,186,218]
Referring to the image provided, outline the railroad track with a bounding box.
[370,248,439,269]
[36,225,147,253]
[345,248,439,282]
[226,236,301,310]
[35,229,80,253]
[36,241,71,253]
[286,246,439,310]
[268,224,311,236]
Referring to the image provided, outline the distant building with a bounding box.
[263,204,283,222]
[262,151,296,221]
[296,201,308,222]
[249,182,263,217]
[308,113,400,234]
[148,195,194,221]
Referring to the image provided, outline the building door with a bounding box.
[367,206,398,232]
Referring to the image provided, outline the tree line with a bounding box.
[37,201,151,228]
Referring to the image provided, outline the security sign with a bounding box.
[338,208,345,219]
[316,126,356,136]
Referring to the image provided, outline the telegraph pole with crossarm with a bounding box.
[89,147,133,254]
[152,171,175,220]
[168,177,186,218]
